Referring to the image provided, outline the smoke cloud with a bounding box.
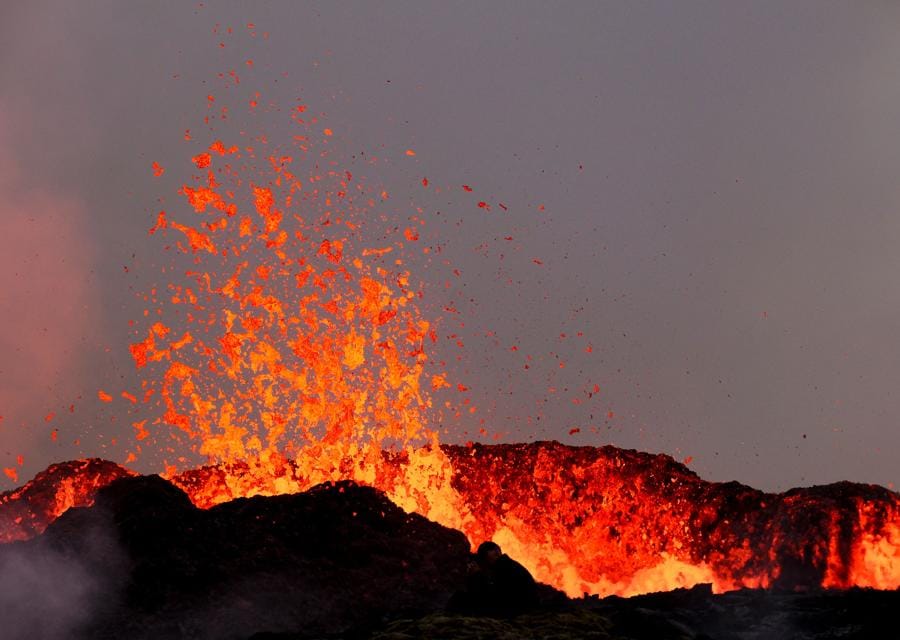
[0,111,97,453]
[0,515,125,640]
[0,544,99,639]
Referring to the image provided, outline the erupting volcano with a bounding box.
[2,108,900,595]
[3,21,900,639]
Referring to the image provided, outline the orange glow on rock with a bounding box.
[0,460,134,542]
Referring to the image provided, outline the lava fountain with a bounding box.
[1,86,899,599]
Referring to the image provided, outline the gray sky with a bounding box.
[2,1,900,492]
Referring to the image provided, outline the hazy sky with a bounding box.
[2,1,900,492]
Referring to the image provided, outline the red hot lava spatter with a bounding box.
[131,127,441,471]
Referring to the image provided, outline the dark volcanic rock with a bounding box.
[354,584,900,640]
[586,583,900,640]
[4,475,471,640]
[1,471,899,640]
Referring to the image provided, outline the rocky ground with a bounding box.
[0,473,896,640]
[259,586,900,640]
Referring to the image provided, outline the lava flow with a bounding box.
[2,86,899,600]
